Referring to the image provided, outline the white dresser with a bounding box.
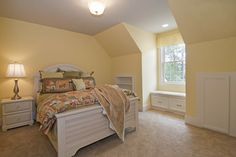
[1,96,34,131]
[151,91,186,115]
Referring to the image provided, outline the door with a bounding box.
[203,75,229,134]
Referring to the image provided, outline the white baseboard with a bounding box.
[143,105,151,112]
[185,115,203,128]
[185,115,233,135]
[204,125,228,134]
[151,106,168,112]
[151,106,185,116]
[229,132,236,137]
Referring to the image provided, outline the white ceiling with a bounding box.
[0,0,177,35]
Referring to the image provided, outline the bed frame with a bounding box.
[34,64,139,157]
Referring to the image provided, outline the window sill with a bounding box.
[151,90,186,97]
[160,82,185,86]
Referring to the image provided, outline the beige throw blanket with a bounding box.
[92,85,130,141]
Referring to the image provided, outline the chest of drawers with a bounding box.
[1,97,34,131]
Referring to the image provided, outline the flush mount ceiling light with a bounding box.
[88,0,106,16]
[162,24,169,28]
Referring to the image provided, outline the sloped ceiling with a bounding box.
[0,0,177,35]
[167,0,236,44]
[94,23,141,57]
[125,24,156,53]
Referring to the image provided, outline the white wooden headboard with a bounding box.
[34,64,86,97]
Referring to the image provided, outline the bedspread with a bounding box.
[37,85,131,141]
[37,90,97,134]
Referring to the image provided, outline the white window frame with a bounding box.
[160,44,186,85]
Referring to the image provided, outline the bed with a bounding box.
[34,64,139,157]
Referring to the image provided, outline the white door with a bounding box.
[230,74,236,137]
[203,75,229,134]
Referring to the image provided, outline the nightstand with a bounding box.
[1,96,34,131]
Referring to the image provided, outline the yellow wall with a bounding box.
[125,24,158,108]
[167,0,236,117]
[125,24,156,54]
[156,29,185,93]
[94,23,143,109]
[0,17,112,100]
[95,23,158,109]
[111,53,142,109]
[186,37,236,115]
[0,17,159,113]
[141,50,158,108]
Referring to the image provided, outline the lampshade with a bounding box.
[7,63,26,78]
[88,0,105,15]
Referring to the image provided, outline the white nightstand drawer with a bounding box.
[1,97,34,131]
[4,112,31,125]
[169,98,185,112]
[151,95,169,109]
[4,101,32,114]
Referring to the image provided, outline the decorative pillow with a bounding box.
[72,79,86,91]
[80,72,91,77]
[39,71,64,79]
[81,77,96,89]
[63,71,81,79]
[41,78,74,94]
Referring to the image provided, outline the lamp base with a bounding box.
[11,79,22,100]
[11,94,22,100]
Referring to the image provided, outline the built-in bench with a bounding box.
[151,91,186,115]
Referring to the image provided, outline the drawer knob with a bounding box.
[176,104,182,107]
[158,101,162,103]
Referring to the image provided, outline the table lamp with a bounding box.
[7,63,26,100]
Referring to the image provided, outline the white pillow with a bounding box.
[72,79,86,91]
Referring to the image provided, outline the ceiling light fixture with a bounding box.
[162,24,169,28]
[88,0,106,16]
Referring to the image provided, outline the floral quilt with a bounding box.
[37,90,97,134]
[37,85,136,140]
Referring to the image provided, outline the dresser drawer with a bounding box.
[169,98,185,112]
[3,101,32,114]
[4,112,31,125]
[151,94,169,109]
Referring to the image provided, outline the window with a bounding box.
[161,44,186,84]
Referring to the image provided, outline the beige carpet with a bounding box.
[0,110,236,157]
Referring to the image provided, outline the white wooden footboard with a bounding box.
[53,97,139,157]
